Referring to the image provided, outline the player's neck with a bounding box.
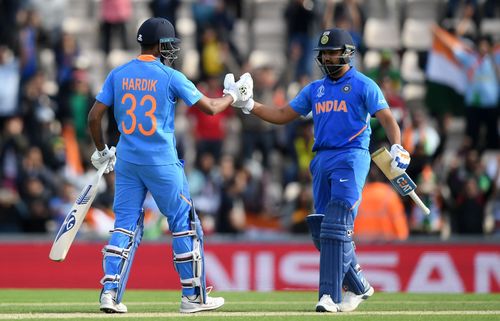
[141,50,159,57]
[329,66,350,80]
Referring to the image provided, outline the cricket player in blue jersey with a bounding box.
[88,17,251,314]
[225,28,411,312]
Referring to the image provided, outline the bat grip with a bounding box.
[409,191,430,215]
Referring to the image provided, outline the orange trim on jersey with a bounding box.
[348,125,368,142]
[180,194,192,206]
[350,198,361,211]
[137,55,157,62]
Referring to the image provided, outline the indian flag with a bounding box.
[425,26,467,95]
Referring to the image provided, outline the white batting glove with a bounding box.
[390,144,410,173]
[91,145,116,174]
[223,73,254,113]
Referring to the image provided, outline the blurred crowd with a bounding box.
[0,0,499,241]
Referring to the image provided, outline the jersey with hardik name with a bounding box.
[290,67,388,152]
[96,55,202,165]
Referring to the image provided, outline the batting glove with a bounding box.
[223,73,254,114]
[390,144,410,172]
[91,145,116,174]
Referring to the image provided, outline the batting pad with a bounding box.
[319,200,354,303]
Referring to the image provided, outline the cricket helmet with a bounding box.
[313,28,355,78]
[137,17,180,65]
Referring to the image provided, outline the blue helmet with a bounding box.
[137,17,180,65]
[313,28,355,78]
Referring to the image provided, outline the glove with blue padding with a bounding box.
[91,144,116,174]
[390,144,410,172]
[223,73,254,114]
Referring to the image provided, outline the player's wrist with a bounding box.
[98,145,110,157]
[223,90,237,104]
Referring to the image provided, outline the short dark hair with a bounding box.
[140,43,157,51]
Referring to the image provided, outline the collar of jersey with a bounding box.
[326,66,355,84]
[137,55,158,62]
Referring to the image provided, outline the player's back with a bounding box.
[103,55,179,165]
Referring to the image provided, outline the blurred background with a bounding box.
[0,0,499,293]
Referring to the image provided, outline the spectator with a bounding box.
[238,66,281,169]
[432,28,498,152]
[293,120,314,183]
[454,177,487,234]
[215,154,245,234]
[0,46,21,119]
[322,0,366,55]
[402,109,441,159]
[200,27,228,80]
[54,32,80,94]
[188,75,234,162]
[410,164,443,234]
[59,69,93,146]
[148,0,180,27]
[0,117,28,190]
[289,185,314,233]
[354,167,409,241]
[0,187,25,233]
[447,149,493,234]
[187,152,222,234]
[19,175,51,233]
[17,7,41,83]
[442,0,480,38]
[99,0,132,56]
[366,50,402,92]
[284,0,316,81]
[0,0,22,48]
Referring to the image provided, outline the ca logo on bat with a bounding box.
[54,209,77,242]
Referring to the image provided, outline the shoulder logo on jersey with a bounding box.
[316,85,325,98]
[342,84,351,93]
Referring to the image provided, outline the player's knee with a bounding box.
[320,200,354,242]
[306,214,324,251]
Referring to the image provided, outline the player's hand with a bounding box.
[223,73,254,114]
[390,144,410,172]
[91,145,116,174]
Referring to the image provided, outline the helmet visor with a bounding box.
[159,37,180,66]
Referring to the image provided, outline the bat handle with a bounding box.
[409,191,430,215]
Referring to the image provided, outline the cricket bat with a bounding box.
[371,147,430,215]
[49,163,108,261]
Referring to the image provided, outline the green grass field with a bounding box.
[0,290,499,321]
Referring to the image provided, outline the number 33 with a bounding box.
[121,93,157,136]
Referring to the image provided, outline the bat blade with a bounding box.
[49,165,107,262]
[371,147,430,215]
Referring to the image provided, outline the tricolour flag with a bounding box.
[425,26,467,95]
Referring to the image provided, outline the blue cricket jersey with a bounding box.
[290,67,388,151]
[96,55,202,165]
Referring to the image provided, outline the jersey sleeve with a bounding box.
[289,84,312,116]
[364,79,389,116]
[95,71,114,106]
[170,70,203,106]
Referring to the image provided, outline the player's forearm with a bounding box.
[250,102,298,124]
[375,108,401,145]
[384,121,401,146]
[198,95,233,115]
[88,119,105,151]
[87,102,107,151]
